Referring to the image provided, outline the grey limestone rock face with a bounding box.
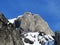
[16,12,55,36]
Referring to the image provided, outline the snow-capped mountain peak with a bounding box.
[7,12,55,45]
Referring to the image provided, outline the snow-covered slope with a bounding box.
[22,32,54,45]
[8,15,23,23]
[8,18,17,23]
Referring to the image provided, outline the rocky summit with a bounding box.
[13,12,54,36]
[0,12,55,45]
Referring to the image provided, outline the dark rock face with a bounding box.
[55,31,60,45]
[0,13,8,24]
[0,13,8,30]
[0,13,24,45]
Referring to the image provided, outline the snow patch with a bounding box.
[8,18,16,23]
[8,15,23,23]
[22,32,54,45]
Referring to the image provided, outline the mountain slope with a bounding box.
[0,12,54,45]
[9,12,54,36]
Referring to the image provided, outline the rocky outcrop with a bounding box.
[15,12,54,36]
[0,12,55,45]
[0,13,24,45]
[0,13,8,30]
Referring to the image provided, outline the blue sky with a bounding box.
[0,0,60,32]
